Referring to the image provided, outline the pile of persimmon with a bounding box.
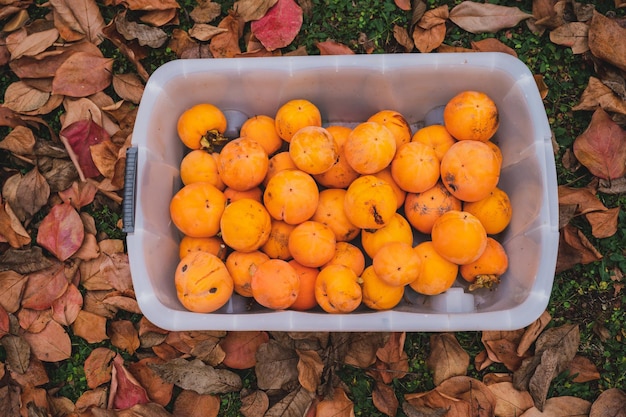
[170,91,512,314]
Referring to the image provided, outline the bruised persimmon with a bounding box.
[344,121,397,174]
[170,181,226,238]
[404,181,462,234]
[411,124,456,160]
[323,241,366,277]
[367,110,412,149]
[460,237,508,290]
[289,126,339,175]
[218,137,269,192]
[463,187,512,235]
[220,198,272,253]
[315,264,362,314]
[260,219,296,260]
[443,90,499,142]
[288,220,336,268]
[391,142,440,193]
[372,241,421,287]
[410,241,458,296]
[179,235,227,260]
[344,175,397,230]
[371,166,406,209]
[312,188,360,242]
[251,259,300,310]
[274,99,322,142]
[180,149,222,188]
[175,251,233,313]
[263,169,319,225]
[361,212,413,259]
[431,210,487,265]
[177,103,227,150]
[239,114,283,155]
[360,265,405,311]
[288,260,320,311]
[225,250,270,297]
[440,140,500,202]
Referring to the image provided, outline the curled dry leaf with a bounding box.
[437,376,497,417]
[588,10,626,72]
[412,5,448,53]
[372,382,399,417]
[234,0,279,22]
[112,73,144,104]
[60,118,110,179]
[0,125,35,155]
[108,319,140,354]
[36,202,84,262]
[393,24,414,52]
[2,167,50,222]
[51,283,83,326]
[556,223,603,273]
[172,390,220,417]
[449,1,532,34]
[487,382,534,417]
[149,358,243,395]
[72,309,109,344]
[188,23,228,41]
[3,81,50,113]
[296,348,324,393]
[108,354,150,410]
[316,387,354,417]
[240,389,270,417]
[255,339,299,391]
[517,310,551,357]
[0,202,31,249]
[589,388,626,417]
[315,40,354,55]
[8,27,59,60]
[549,22,589,54]
[128,357,174,407]
[58,180,98,210]
[374,332,409,383]
[265,386,315,417]
[220,331,269,369]
[586,206,620,239]
[427,333,470,386]
[520,396,591,417]
[190,0,222,24]
[573,107,626,180]
[251,0,303,51]
[49,0,106,45]
[566,355,600,383]
[572,76,626,115]
[471,37,518,56]
[84,347,116,389]
[115,12,168,48]
[209,13,244,58]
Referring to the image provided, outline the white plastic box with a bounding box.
[125,53,559,332]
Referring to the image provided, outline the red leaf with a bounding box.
[51,283,84,326]
[573,107,626,180]
[36,202,85,261]
[108,354,150,410]
[315,40,355,55]
[60,118,110,179]
[21,263,69,310]
[220,331,270,369]
[251,0,303,51]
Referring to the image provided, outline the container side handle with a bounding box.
[122,146,138,233]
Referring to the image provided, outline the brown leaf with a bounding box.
[209,13,244,58]
[108,354,150,410]
[572,76,626,115]
[172,389,220,417]
[240,389,269,417]
[0,304,8,338]
[393,24,414,52]
[0,125,36,155]
[108,0,180,10]
[18,308,52,333]
[234,0,278,22]
[0,384,21,417]
[109,319,140,354]
[75,387,108,412]
[586,206,620,238]
[394,0,411,11]
[372,382,398,417]
[112,73,144,104]
[0,334,31,374]
[471,38,518,57]
[149,357,242,394]
[573,107,626,180]
[72,309,109,343]
[315,40,355,55]
[91,139,122,179]
[316,387,354,417]
[102,20,151,82]
[21,263,68,310]
[513,324,580,411]
[549,22,589,54]
[374,332,409,383]
[115,11,168,48]
[449,1,532,34]
[534,74,549,99]
[60,116,110,179]
[296,348,324,393]
[556,224,603,273]
[558,185,608,215]
[188,23,229,41]
[58,180,98,210]
[412,23,446,53]
[255,339,299,391]
[140,8,178,26]
[50,0,106,45]
[521,396,591,417]
[80,241,132,292]
[190,0,222,23]
[487,382,534,417]
[0,202,31,249]
[36,202,84,261]
[590,388,626,417]
[0,270,27,313]
[220,331,269,369]
[265,386,315,417]
[9,356,49,387]
[22,319,72,362]
[426,333,470,386]
[2,167,51,222]
[481,329,526,371]
[437,376,497,417]
[341,332,389,368]
[128,357,174,407]
[250,0,303,51]
[8,27,59,60]
[3,81,51,113]
[84,346,116,389]
[52,51,113,97]
[567,355,600,383]
[517,311,551,357]
[102,293,141,315]
[589,10,626,72]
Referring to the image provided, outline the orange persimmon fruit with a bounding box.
[431,210,488,265]
[239,114,283,155]
[220,198,272,253]
[289,125,339,175]
[251,259,300,310]
[274,99,322,142]
[312,188,360,242]
[288,220,337,268]
[315,264,362,314]
[175,251,233,313]
[460,237,508,290]
[225,250,270,297]
[391,141,440,193]
[443,90,499,142]
[463,187,512,235]
[170,181,226,238]
[177,103,227,150]
[263,169,319,225]
[410,241,459,295]
[403,181,462,234]
[360,265,405,311]
[217,137,269,192]
[343,121,397,174]
[367,109,412,149]
[344,175,397,230]
[372,241,421,287]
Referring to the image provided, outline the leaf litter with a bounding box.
[0,0,624,415]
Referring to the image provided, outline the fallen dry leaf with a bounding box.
[49,0,106,45]
[108,354,150,410]
[220,331,269,369]
[149,357,242,395]
[588,10,626,72]
[21,262,68,310]
[72,309,109,343]
[109,319,140,354]
[296,348,324,393]
[549,22,589,54]
[172,389,220,417]
[251,0,303,51]
[589,388,626,417]
[2,167,51,222]
[412,5,448,53]
[573,76,626,115]
[315,40,354,55]
[449,1,532,34]
[487,381,534,417]
[567,355,600,383]
[36,202,84,261]
[127,357,174,406]
[520,396,591,417]
[22,319,72,362]
[52,51,113,97]
[255,339,299,391]
[316,386,354,417]
[84,347,116,389]
[209,12,244,57]
[471,37,518,56]
[573,107,626,180]
[7,27,59,60]
[372,382,399,417]
[240,389,269,417]
[586,206,620,238]
[0,125,36,155]
[112,73,144,104]
[427,333,470,385]
[60,117,110,179]
[115,11,168,48]
[234,0,278,22]
[1,334,31,374]
[517,311,552,357]
[3,81,50,113]
[265,386,315,417]
[438,376,497,417]
[393,24,414,52]
[190,0,222,23]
